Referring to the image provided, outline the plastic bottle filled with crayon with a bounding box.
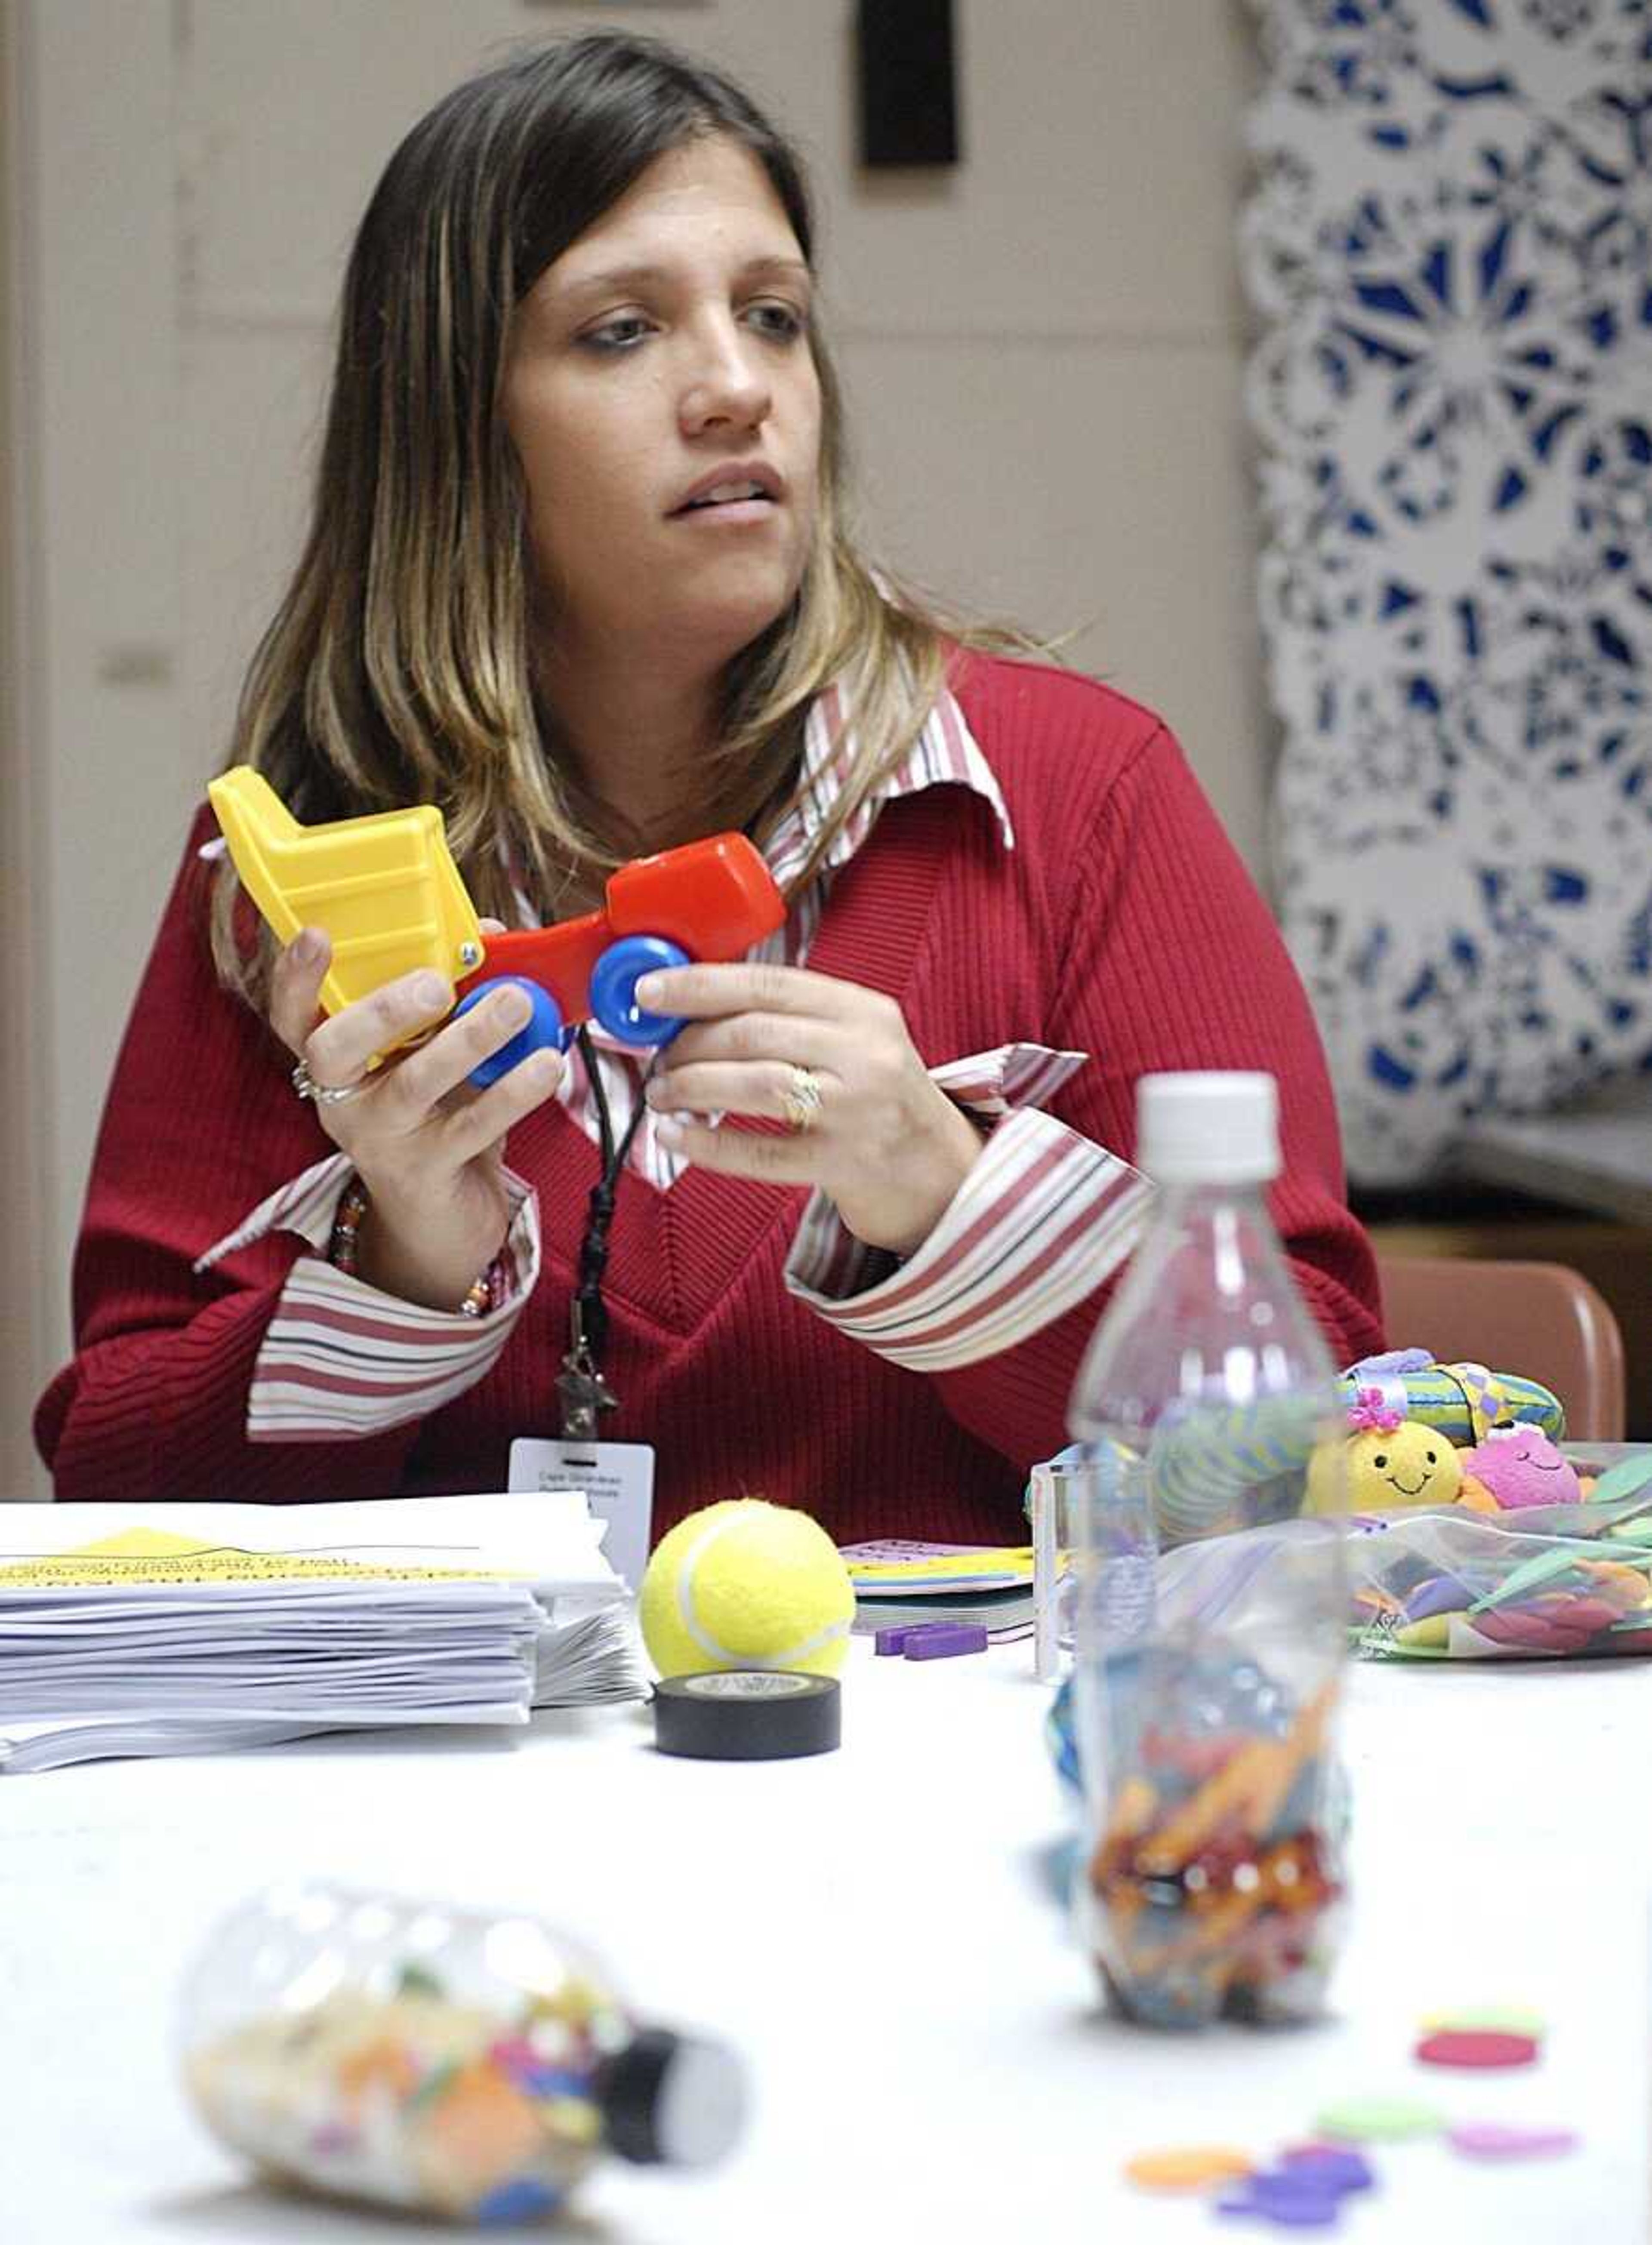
[1066,1074,1350,2029]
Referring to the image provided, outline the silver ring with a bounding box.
[780,1063,823,1136]
[291,1056,363,1108]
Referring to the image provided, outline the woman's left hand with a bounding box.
[636,962,986,1257]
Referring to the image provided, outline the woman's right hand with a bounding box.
[270,924,563,1312]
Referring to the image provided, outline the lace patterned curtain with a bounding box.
[1242,0,1652,1183]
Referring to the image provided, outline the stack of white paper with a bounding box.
[0,1493,645,1773]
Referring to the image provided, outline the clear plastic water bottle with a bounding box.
[1065,1072,1349,2029]
[179,1881,746,2223]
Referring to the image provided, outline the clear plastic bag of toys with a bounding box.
[1150,1475,1652,1662]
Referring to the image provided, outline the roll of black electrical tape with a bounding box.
[652,1672,841,1762]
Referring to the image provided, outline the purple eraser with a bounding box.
[903,1623,989,1661]
[1278,2147,1375,2192]
[1448,2122,1579,2160]
[874,1626,914,1656]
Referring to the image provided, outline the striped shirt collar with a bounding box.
[762,672,1015,893]
[197,675,1014,895]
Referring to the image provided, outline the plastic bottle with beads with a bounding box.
[178,1881,746,2222]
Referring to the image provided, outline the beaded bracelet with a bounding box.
[328,1179,496,1318]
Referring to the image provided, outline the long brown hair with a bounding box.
[211,31,1037,999]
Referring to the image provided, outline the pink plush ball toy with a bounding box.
[1459,1426,1582,1511]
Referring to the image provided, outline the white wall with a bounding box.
[5,0,186,1498]
[0,0,44,1498]
[5,0,1264,1496]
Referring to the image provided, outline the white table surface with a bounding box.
[2,1641,1647,2244]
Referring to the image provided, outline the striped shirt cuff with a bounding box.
[784,1106,1153,1373]
[195,1154,541,1442]
[926,1040,1088,1115]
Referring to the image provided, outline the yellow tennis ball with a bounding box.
[639,1500,855,1681]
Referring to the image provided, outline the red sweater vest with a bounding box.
[38,656,1382,1541]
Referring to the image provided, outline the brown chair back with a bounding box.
[1376,1255,1627,1444]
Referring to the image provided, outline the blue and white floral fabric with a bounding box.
[1242,0,1652,1182]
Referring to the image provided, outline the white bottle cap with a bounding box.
[1136,1071,1280,1186]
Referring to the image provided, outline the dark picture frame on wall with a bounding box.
[857,0,959,169]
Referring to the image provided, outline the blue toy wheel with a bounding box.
[589,935,690,1045]
[453,976,567,1089]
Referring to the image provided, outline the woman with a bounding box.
[36,34,1382,1537]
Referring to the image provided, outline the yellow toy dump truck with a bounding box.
[208,766,786,1079]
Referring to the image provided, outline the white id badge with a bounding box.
[509,1438,655,1591]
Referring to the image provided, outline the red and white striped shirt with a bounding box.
[40,651,1381,1540]
[196,676,1146,1435]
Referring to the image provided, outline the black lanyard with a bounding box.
[555,1026,656,1439]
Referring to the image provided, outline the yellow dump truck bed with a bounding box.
[207,767,484,1019]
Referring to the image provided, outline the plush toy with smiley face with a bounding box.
[1458,1425,1583,1511]
[1305,1388,1465,1516]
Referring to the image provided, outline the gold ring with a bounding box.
[780,1063,823,1136]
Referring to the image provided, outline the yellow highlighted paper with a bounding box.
[0,1528,505,1590]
